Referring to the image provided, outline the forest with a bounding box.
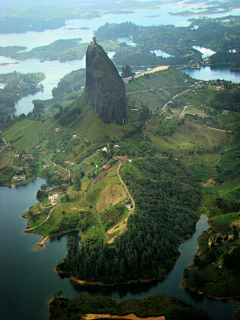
[57,157,202,284]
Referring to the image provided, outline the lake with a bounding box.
[1,180,239,320]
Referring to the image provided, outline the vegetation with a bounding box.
[95,17,240,68]
[183,137,240,298]
[1,66,239,292]
[57,157,201,284]
[49,294,213,320]
[1,39,87,62]
[0,71,45,116]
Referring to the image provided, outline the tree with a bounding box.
[121,65,134,78]
[74,176,81,194]
[66,236,78,259]
[36,189,47,202]
[232,225,239,240]
[40,184,47,191]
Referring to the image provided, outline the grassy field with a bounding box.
[0,150,14,170]
[2,119,55,152]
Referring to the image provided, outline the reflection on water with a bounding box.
[150,49,173,58]
[192,46,216,59]
[182,64,240,83]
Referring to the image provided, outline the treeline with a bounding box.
[49,211,92,235]
[49,294,213,320]
[215,135,240,183]
[113,49,197,67]
[209,87,240,112]
[58,158,201,284]
[153,119,180,136]
[54,105,82,126]
[210,51,240,69]
[0,18,65,34]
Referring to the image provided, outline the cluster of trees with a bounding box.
[154,118,180,136]
[95,21,139,40]
[216,197,240,213]
[121,65,135,78]
[52,80,72,98]
[210,51,240,69]
[209,87,240,112]
[49,294,213,320]
[215,136,240,183]
[58,158,202,284]
[54,105,82,126]
[49,211,91,235]
[138,103,150,121]
[113,48,198,67]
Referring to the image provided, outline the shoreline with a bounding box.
[25,227,80,248]
[54,253,181,287]
[181,278,240,301]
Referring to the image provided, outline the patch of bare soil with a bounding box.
[82,314,165,320]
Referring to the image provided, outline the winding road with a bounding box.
[27,203,61,231]
[107,160,135,243]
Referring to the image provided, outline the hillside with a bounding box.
[0,66,239,290]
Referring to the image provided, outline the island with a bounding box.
[49,294,213,320]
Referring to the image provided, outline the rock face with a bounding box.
[86,42,126,125]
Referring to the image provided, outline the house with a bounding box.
[120,156,128,161]
[102,147,107,152]
[113,144,120,148]
[48,193,58,204]
[14,154,20,158]
[35,145,40,149]
[222,110,229,115]
[70,162,75,166]
[165,117,172,120]
[24,162,29,168]
[131,108,139,111]
[55,128,61,132]
[12,175,26,181]
[43,164,49,169]
[213,263,219,269]
[56,149,61,153]
[103,164,108,169]
[22,154,28,159]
